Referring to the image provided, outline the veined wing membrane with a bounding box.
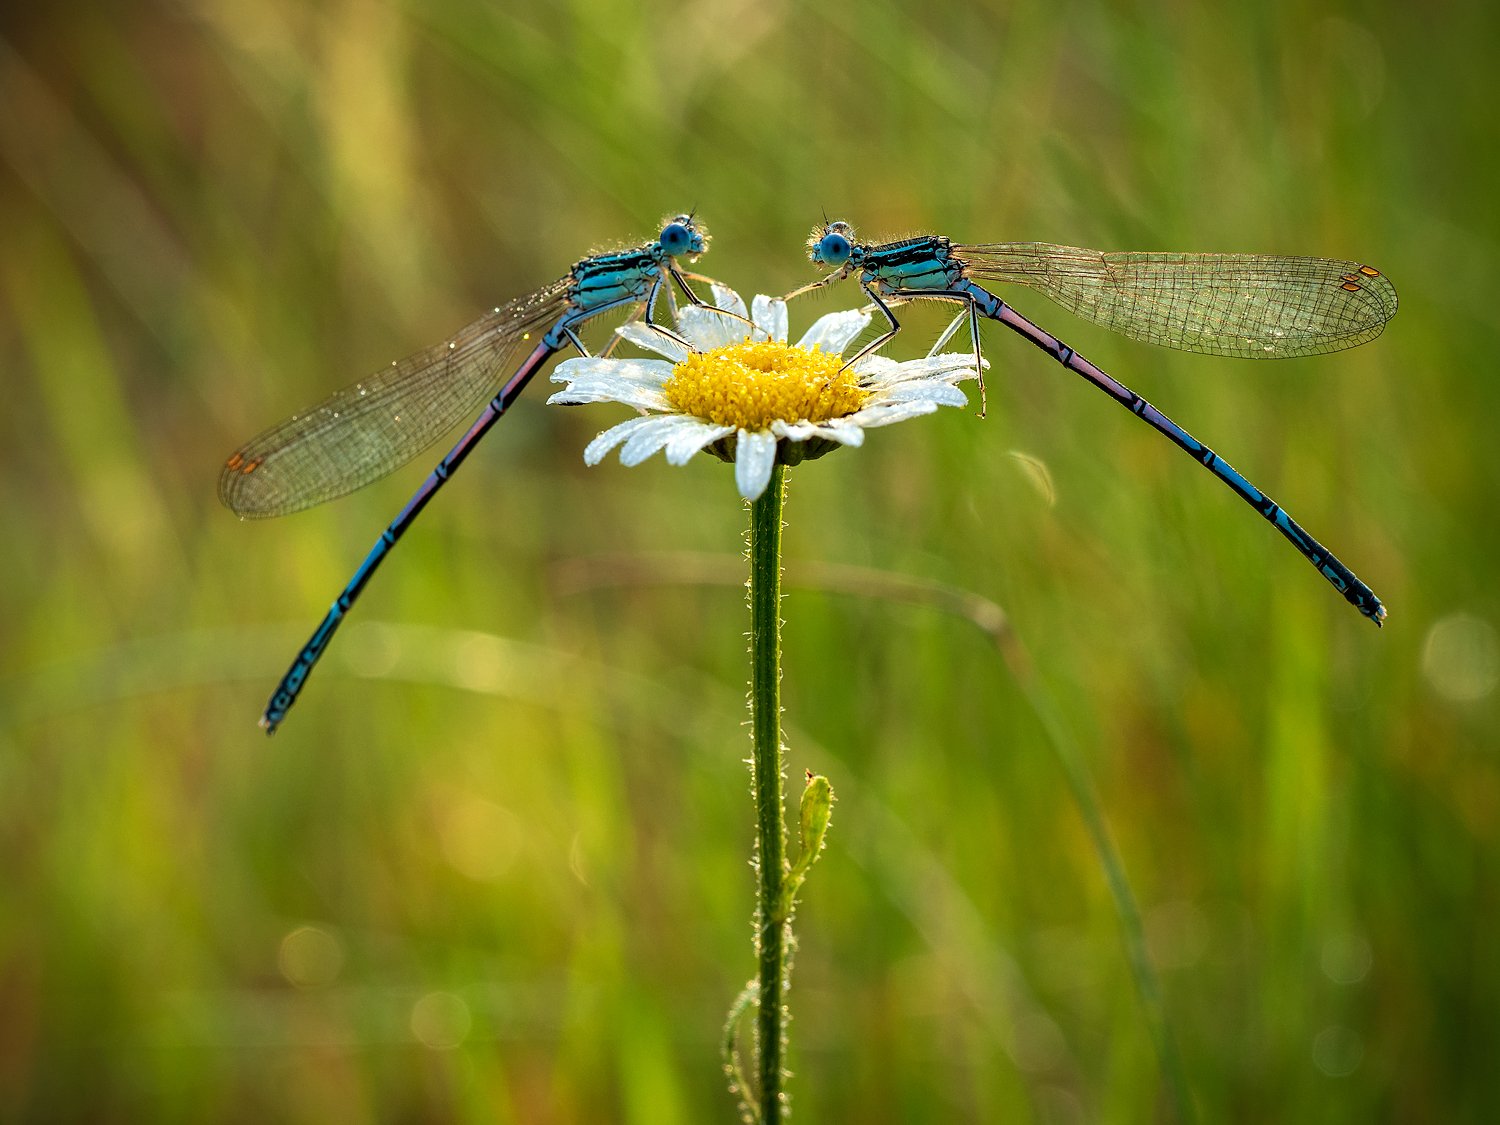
[959,244,1398,359]
[219,282,569,518]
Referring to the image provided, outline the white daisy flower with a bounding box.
[546,285,983,500]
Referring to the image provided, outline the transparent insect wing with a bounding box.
[958,243,1398,358]
[220,283,569,518]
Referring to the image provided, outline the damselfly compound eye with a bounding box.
[813,231,853,267]
[660,221,694,257]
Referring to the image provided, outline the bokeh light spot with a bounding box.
[277,925,344,989]
[1421,612,1499,702]
[439,796,523,882]
[1312,1025,1364,1076]
[411,992,471,1050]
[1320,932,1373,985]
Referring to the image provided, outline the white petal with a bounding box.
[710,284,749,321]
[619,414,715,466]
[771,419,866,448]
[547,376,672,411]
[796,308,872,355]
[552,371,673,399]
[678,304,747,351]
[851,354,900,379]
[769,419,819,441]
[615,322,689,361]
[922,350,988,377]
[876,380,972,407]
[550,357,673,387]
[583,415,679,465]
[550,355,607,383]
[664,420,735,465]
[858,352,983,385]
[821,419,869,445]
[842,400,941,429]
[734,428,778,500]
[751,295,789,343]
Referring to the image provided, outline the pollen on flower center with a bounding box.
[662,340,868,430]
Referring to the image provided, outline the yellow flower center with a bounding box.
[662,340,868,430]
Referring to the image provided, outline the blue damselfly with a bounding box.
[222,214,717,731]
[795,221,1396,624]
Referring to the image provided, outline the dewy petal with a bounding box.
[820,418,869,446]
[860,352,983,385]
[796,308,872,355]
[547,376,672,411]
[734,428,778,500]
[550,355,617,382]
[664,419,735,465]
[709,284,749,322]
[678,304,747,352]
[850,356,896,381]
[842,399,941,429]
[751,295,788,343]
[583,415,673,465]
[619,414,717,467]
[771,418,867,448]
[875,380,972,407]
[550,356,673,387]
[615,322,689,361]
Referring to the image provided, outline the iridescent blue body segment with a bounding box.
[800,221,1396,625]
[222,215,712,732]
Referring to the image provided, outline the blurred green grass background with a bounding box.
[2,0,1497,1120]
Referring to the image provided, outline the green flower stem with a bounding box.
[749,461,788,1125]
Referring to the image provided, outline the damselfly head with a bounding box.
[659,213,708,259]
[808,220,855,269]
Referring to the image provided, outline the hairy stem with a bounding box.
[749,463,788,1124]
